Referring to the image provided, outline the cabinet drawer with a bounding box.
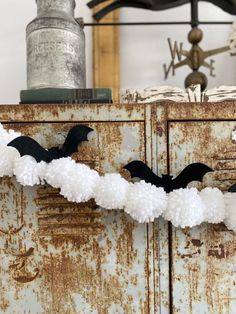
[0,104,157,314]
[156,102,236,314]
[169,120,236,314]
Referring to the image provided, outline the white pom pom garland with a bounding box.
[13,156,46,186]
[0,122,235,229]
[93,173,130,209]
[0,123,21,146]
[200,187,225,223]
[124,180,167,223]
[60,163,99,203]
[164,188,205,228]
[0,145,20,177]
[224,193,236,232]
[43,157,76,188]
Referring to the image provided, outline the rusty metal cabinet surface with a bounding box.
[0,102,236,314]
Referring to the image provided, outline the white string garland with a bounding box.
[0,124,235,231]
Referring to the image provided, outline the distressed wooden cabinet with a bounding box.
[0,102,235,314]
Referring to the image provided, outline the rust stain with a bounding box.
[116,217,137,266]
[205,262,219,311]
[152,223,160,313]
[179,238,203,258]
[0,298,9,312]
[184,239,202,249]
[188,263,201,313]
[11,247,34,258]
[9,259,26,271]
[156,126,163,137]
[39,244,139,313]
[208,244,228,259]
[36,185,104,237]
[71,144,100,172]
[191,239,203,247]
[36,211,149,313]
[13,268,39,283]
[180,249,201,259]
[172,224,236,312]
[0,224,24,235]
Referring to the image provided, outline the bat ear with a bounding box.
[228,183,236,192]
[83,125,94,140]
[123,161,139,176]
[67,125,94,141]
[123,160,150,179]
[61,124,94,157]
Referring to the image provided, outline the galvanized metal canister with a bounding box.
[26,0,86,89]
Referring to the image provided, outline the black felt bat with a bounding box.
[7,125,93,163]
[88,0,236,21]
[228,183,236,192]
[124,160,213,192]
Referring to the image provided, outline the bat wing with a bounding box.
[172,162,213,189]
[228,183,236,192]
[61,125,94,157]
[123,160,163,186]
[7,136,51,162]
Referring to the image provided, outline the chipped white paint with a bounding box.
[120,85,189,103]
[72,293,98,314]
[187,84,202,102]
[203,85,236,102]
[121,85,236,103]
[231,129,236,142]
[115,125,141,164]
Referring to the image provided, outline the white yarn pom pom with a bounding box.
[60,163,99,203]
[224,193,236,232]
[43,157,76,188]
[0,124,21,146]
[0,145,20,177]
[124,180,167,223]
[93,173,130,210]
[13,156,47,186]
[164,188,205,228]
[200,187,225,223]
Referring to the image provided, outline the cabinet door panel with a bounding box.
[0,121,150,314]
[168,121,236,314]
